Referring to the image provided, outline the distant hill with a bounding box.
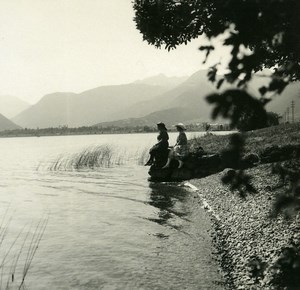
[95,70,219,127]
[12,83,171,128]
[96,70,300,127]
[134,74,188,88]
[266,82,300,120]
[0,95,30,118]
[12,70,300,129]
[95,107,203,128]
[0,113,21,131]
[246,75,300,120]
[113,70,217,121]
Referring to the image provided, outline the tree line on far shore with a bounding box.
[0,112,283,137]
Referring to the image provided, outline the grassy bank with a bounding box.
[189,122,300,154]
[188,123,300,289]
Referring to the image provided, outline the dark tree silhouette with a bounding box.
[133,1,300,287]
[133,0,300,117]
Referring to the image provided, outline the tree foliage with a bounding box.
[206,89,268,131]
[266,111,280,127]
[133,2,300,287]
[133,0,300,124]
[133,0,300,85]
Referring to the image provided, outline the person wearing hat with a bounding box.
[162,123,188,169]
[144,122,169,166]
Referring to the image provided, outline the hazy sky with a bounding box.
[0,0,228,104]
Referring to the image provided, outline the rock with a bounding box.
[241,153,260,168]
[189,145,205,156]
[260,144,300,163]
[221,149,240,169]
[170,168,193,180]
[200,154,222,168]
[148,166,172,181]
[148,152,222,181]
[183,156,201,170]
[148,143,300,182]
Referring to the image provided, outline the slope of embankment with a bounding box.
[188,123,300,289]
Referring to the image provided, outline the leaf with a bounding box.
[216,78,225,89]
[207,67,217,83]
[199,45,214,51]
[268,78,289,94]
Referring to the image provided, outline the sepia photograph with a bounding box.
[0,0,299,289]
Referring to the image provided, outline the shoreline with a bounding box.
[0,130,232,139]
[186,164,300,289]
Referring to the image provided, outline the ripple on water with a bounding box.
[0,134,224,289]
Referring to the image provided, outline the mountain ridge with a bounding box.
[0,113,21,131]
[11,70,300,129]
[12,83,171,128]
[0,95,30,119]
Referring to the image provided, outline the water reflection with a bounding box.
[147,182,191,230]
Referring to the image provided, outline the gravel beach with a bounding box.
[189,163,300,289]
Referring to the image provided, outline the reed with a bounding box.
[137,147,150,166]
[0,210,48,290]
[50,144,117,170]
[49,144,149,171]
[50,144,151,171]
[18,216,48,290]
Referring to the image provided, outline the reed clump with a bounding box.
[50,144,151,171]
[50,144,117,171]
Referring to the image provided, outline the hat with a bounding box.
[175,123,186,130]
[157,122,167,130]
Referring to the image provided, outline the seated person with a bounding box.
[162,123,188,169]
[145,122,169,166]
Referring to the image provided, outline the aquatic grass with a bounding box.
[0,210,48,290]
[19,216,48,290]
[6,226,29,289]
[50,144,117,171]
[48,144,149,171]
[114,153,125,166]
[137,147,150,166]
[49,144,150,171]
[0,209,13,252]
[1,228,24,289]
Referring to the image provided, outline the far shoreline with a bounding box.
[0,128,233,139]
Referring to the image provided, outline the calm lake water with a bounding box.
[0,132,225,290]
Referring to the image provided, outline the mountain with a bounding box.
[265,82,300,120]
[95,70,219,126]
[134,74,188,88]
[12,83,171,128]
[248,75,300,120]
[0,113,21,131]
[114,70,217,121]
[96,70,300,127]
[95,107,203,128]
[12,70,300,129]
[0,95,30,118]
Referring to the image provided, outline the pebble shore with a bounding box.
[189,164,300,289]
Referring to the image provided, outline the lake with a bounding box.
[0,132,225,289]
